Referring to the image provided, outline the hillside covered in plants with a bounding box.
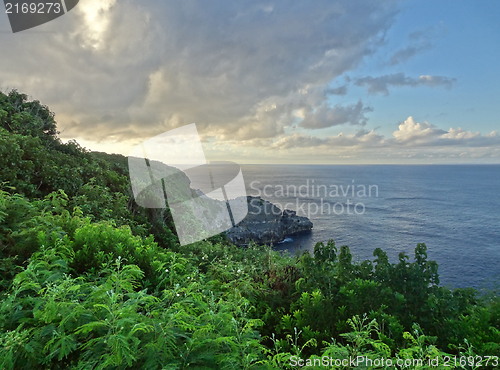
[0,90,499,369]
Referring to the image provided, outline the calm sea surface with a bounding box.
[239,165,500,289]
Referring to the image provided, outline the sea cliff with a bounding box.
[225,196,313,246]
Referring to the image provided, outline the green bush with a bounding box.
[0,89,499,369]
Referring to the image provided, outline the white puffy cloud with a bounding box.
[440,127,480,140]
[391,118,500,147]
[392,116,446,143]
[271,117,500,154]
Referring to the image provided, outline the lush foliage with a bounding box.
[0,90,499,369]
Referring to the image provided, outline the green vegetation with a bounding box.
[0,90,499,369]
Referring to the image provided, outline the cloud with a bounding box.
[271,117,500,153]
[325,85,348,96]
[389,24,445,65]
[440,127,480,140]
[355,73,457,95]
[272,129,384,150]
[299,101,373,129]
[391,118,500,147]
[418,75,456,88]
[3,3,494,163]
[392,116,446,143]
[390,45,430,66]
[0,0,399,144]
[272,134,326,149]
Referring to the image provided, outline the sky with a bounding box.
[1,0,499,164]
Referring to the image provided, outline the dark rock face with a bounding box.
[225,196,313,246]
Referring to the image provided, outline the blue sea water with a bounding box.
[239,165,500,289]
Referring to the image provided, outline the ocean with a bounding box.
[239,164,500,289]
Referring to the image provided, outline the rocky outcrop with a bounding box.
[131,158,314,246]
[225,196,313,246]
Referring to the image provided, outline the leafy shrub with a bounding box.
[0,90,499,369]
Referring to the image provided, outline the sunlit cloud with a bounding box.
[77,0,117,49]
[0,1,497,163]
